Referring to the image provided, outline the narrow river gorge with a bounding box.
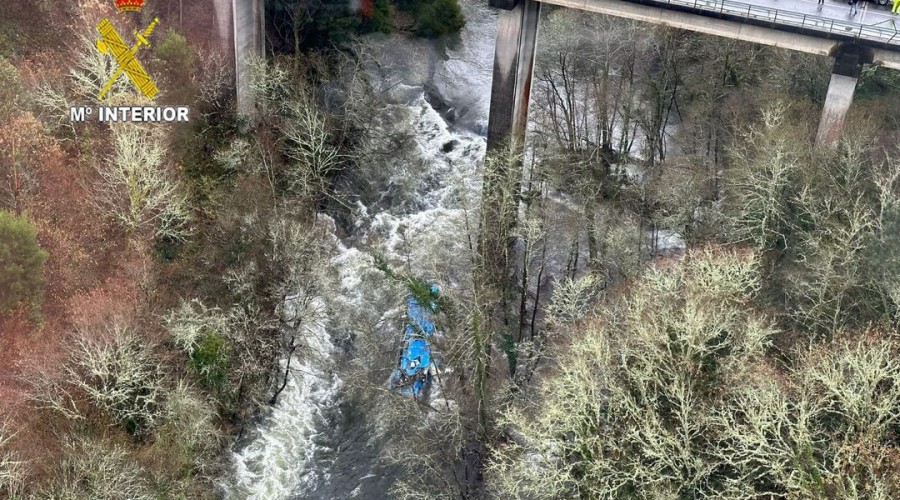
[226,2,497,497]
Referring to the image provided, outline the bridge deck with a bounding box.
[546,0,900,47]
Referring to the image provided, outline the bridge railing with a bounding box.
[654,0,900,45]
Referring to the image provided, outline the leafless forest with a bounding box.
[1,0,899,498]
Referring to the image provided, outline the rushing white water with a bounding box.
[223,1,588,494]
[225,92,486,498]
[228,297,341,497]
[224,0,498,466]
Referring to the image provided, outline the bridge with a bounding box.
[487,0,900,147]
[545,0,900,54]
[215,0,900,144]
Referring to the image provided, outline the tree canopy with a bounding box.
[0,210,46,315]
[487,248,900,499]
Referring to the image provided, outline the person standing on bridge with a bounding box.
[849,0,859,16]
[818,0,823,7]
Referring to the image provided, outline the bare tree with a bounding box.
[488,246,900,498]
[0,114,58,216]
[155,379,225,478]
[165,297,279,413]
[68,326,166,438]
[280,95,343,200]
[0,420,26,499]
[487,248,774,498]
[725,105,802,251]
[39,436,155,500]
[94,123,191,241]
[786,141,882,336]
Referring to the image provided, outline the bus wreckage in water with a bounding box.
[389,285,441,399]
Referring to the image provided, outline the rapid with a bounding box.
[225,2,497,497]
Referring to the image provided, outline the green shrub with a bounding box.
[0,33,11,58]
[0,210,46,315]
[412,0,464,37]
[394,0,464,37]
[154,30,196,104]
[191,330,230,391]
[305,0,363,49]
[0,57,23,121]
[367,0,393,34]
[857,64,900,100]
[165,300,235,395]
[155,30,196,76]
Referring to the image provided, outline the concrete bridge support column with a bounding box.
[232,0,265,119]
[212,0,233,55]
[479,0,541,338]
[487,0,541,150]
[816,45,872,146]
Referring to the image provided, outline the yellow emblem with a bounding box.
[96,17,160,100]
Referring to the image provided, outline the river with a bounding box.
[224,2,497,498]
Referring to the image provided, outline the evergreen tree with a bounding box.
[0,210,46,315]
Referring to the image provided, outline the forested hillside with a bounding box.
[483,10,900,499]
[0,0,898,498]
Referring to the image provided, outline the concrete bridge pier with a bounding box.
[234,0,265,118]
[211,0,265,119]
[212,0,233,55]
[479,0,541,331]
[487,0,542,150]
[816,44,873,146]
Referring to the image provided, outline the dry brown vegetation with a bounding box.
[0,0,234,496]
[2,1,900,498]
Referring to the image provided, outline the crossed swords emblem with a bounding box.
[95,17,160,100]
